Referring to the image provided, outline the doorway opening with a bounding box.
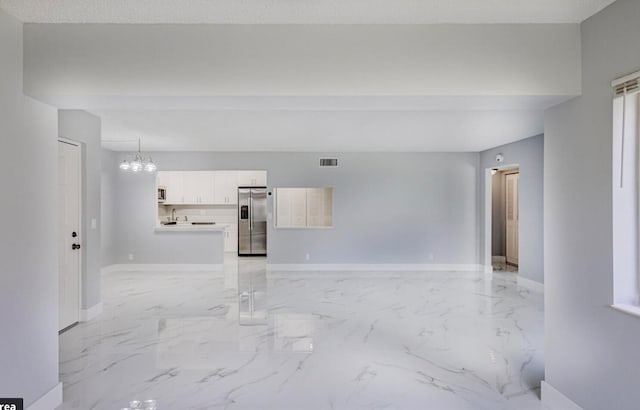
[490,166,519,273]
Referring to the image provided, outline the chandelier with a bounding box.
[118,138,157,173]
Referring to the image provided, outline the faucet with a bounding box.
[171,208,176,222]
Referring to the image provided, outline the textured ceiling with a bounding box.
[0,0,616,24]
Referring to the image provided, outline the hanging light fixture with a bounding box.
[118,138,157,174]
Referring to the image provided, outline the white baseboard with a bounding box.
[541,381,583,410]
[492,256,507,264]
[80,302,103,321]
[517,275,544,293]
[27,382,62,410]
[101,264,223,273]
[266,263,483,272]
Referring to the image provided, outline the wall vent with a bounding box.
[319,158,338,167]
[615,79,639,96]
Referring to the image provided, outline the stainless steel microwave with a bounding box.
[157,186,166,203]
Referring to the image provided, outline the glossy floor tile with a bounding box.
[59,258,544,410]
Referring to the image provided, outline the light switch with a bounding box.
[91,218,97,229]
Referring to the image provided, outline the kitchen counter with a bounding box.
[154,223,229,232]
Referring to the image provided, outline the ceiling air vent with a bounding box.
[319,158,338,167]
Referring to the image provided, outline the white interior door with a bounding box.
[58,140,81,331]
[505,172,519,266]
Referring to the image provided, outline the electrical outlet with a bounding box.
[128,253,134,261]
[305,253,310,261]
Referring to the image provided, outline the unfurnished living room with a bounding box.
[1,0,640,409]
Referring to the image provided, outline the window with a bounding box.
[612,72,640,314]
[274,188,333,228]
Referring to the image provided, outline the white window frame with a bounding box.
[611,71,640,318]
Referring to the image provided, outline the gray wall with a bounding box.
[105,152,225,265]
[544,0,640,408]
[59,110,102,309]
[105,151,479,266]
[0,9,59,407]
[101,149,119,267]
[480,134,544,283]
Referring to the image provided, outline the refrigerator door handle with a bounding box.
[249,196,253,231]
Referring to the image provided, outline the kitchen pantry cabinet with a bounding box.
[237,171,267,187]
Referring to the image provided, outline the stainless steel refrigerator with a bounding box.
[238,187,267,256]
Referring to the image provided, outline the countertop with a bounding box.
[154,223,229,232]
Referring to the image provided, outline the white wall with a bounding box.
[0,8,59,407]
[59,110,102,309]
[544,0,640,408]
[480,135,544,283]
[104,151,479,267]
[23,24,580,98]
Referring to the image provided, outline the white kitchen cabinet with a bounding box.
[164,172,185,204]
[162,171,215,205]
[237,171,267,187]
[196,172,216,204]
[213,171,238,205]
[157,172,169,188]
[224,224,238,252]
[160,170,251,206]
[182,172,200,204]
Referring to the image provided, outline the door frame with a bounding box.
[483,163,519,275]
[58,137,83,329]
[504,171,520,266]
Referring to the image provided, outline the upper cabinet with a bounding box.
[158,170,265,205]
[213,171,238,205]
[237,171,267,187]
[163,172,185,204]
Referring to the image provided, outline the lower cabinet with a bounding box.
[224,224,238,252]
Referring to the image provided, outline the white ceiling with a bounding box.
[93,95,564,152]
[1,0,616,24]
[13,2,590,152]
[97,109,544,153]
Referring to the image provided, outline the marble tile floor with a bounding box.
[492,262,518,273]
[59,257,545,410]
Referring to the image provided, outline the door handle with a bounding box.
[249,197,253,231]
[72,244,81,250]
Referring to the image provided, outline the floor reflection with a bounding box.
[59,256,544,410]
